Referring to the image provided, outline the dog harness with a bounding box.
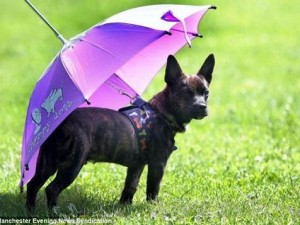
[119,98,158,152]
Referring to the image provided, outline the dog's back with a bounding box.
[44,107,140,166]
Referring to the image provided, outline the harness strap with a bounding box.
[119,98,156,152]
[119,97,178,152]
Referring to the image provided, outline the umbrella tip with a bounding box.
[58,34,68,45]
[193,33,203,38]
[85,99,91,105]
[210,5,217,10]
[19,178,24,193]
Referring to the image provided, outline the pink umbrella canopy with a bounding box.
[20,4,216,188]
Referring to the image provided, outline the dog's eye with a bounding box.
[204,90,209,99]
[182,87,194,96]
[186,89,194,96]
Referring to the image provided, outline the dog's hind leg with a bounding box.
[45,140,88,210]
[120,165,145,204]
[26,147,57,211]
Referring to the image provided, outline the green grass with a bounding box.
[1,0,300,224]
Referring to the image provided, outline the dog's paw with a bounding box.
[119,195,133,204]
[146,195,159,204]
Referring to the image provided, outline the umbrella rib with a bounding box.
[106,80,136,100]
[81,39,120,58]
[170,28,203,38]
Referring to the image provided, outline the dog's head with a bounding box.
[164,54,215,123]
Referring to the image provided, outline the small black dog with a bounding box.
[26,54,215,210]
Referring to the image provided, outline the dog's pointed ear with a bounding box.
[165,55,183,85]
[197,54,215,85]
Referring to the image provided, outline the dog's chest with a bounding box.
[119,104,157,152]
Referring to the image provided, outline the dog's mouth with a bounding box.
[195,113,207,120]
[193,108,208,120]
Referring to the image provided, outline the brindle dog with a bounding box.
[26,54,215,211]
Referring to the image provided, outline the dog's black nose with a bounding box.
[199,104,208,116]
[198,104,207,110]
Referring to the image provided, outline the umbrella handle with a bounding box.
[24,0,67,45]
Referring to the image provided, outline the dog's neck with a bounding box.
[149,89,187,133]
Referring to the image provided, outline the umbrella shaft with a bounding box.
[24,0,67,45]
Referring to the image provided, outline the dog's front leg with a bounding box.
[120,165,145,204]
[146,161,166,202]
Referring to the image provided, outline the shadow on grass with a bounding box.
[0,191,30,217]
[0,187,150,219]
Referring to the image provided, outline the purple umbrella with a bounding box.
[20,2,216,189]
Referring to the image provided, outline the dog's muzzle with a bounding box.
[193,104,208,119]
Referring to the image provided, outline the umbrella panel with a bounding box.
[62,24,166,100]
[21,56,85,185]
[80,74,138,109]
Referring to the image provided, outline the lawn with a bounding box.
[0,0,299,224]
